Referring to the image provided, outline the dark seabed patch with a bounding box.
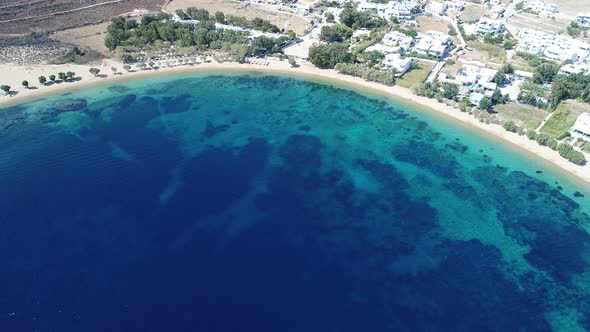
[0,74,589,332]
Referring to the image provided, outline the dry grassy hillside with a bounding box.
[0,0,165,35]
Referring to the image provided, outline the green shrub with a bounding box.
[334,63,395,85]
[503,120,519,133]
[557,144,586,165]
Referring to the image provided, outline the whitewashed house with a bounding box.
[525,0,559,16]
[513,70,533,80]
[559,63,590,75]
[365,43,400,55]
[475,18,505,34]
[413,31,452,58]
[381,31,414,51]
[570,112,590,141]
[457,64,498,91]
[445,1,465,12]
[426,1,447,15]
[358,0,419,21]
[383,53,413,76]
[575,14,590,28]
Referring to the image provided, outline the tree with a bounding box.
[89,67,101,76]
[404,29,418,37]
[319,24,352,43]
[533,62,560,84]
[58,72,66,80]
[308,42,353,68]
[362,50,384,66]
[215,11,225,23]
[111,67,118,75]
[501,63,514,74]
[66,71,75,80]
[325,12,335,23]
[123,65,131,72]
[22,80,29,88]
[503,39,515,50]
[175,9,189,20]
[448,24,457,36]
[458,97,470,111]
[148,61,155,68]
[535,133,550,146]
[137,63,147,70]
[479,97,493,111]
[249,36,279,56]
[492,71,506,85]
[49,75,56,82]
[288,56,297,67]
[38,76,47,85]
[0,85,10,94]
[503,120,518,133]
[491,89,505,105]
[526,129,537,140]
[557,143,586,165]
[441,82,459,100]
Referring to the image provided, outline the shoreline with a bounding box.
[2,59,590,186]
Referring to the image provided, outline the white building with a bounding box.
[383,53,413,76]
[559,62,590,75]
[457,64,498,91]
[381,31,414,51]
[570,112,590,141]
[513,70,533,80]
[352,29,370,39]
[446,1,465,12]
[516,28,590,63]
[525,0,559,16]
[324,7,343,23]
[413,30,453,58]
[358,0,419,21]
[575,14,590,28]
[490,4,505,18]
[365,43,400,55]
[469,92,484,105]
[475,18,505,34]
[426,1,447,15]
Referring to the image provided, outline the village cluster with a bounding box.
[268,0,590,142]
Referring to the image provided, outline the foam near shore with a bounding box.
[2,58,590,186]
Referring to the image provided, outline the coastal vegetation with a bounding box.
[50,47,103,65]
[104,9,293,63]
[339,5,387,29]
[334,63,396,85]
[308,43,353,68]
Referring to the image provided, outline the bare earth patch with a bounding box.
[52,23,111,55]
[164,0,311,34]
[507,12,570,35]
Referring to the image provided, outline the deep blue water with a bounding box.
[1,74,590,331]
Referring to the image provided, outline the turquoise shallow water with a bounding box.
[1,73,590,331]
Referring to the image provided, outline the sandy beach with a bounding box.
[2,58,590,185]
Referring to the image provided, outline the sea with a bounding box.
[0,73,589,331]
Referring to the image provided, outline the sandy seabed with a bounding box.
[1,58,590,186]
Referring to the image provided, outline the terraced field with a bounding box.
[0,0,165,35]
